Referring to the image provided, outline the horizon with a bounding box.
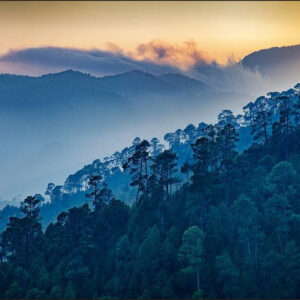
[1,42,300,78]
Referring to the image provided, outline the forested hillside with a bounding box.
[1,81,297,230]
[0,84,300,299]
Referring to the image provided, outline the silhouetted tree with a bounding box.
[123,139,151,203]
[218,124,239,204]
[251,97,272,144]
[181,162,192,184]
[85,175,102,209]
[277,95,294,160]
[192,137,211,175]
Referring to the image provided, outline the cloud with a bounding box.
[0,40,274,94]
[0,46,178,77]
[189,60,268,93]
[0,40,214,77]
[130,40,210,70]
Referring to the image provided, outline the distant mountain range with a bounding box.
[242,44,300,89]
[0,69,213,118]
[242,44,300,73]
[0,69,249,203]
[0,68,210,97]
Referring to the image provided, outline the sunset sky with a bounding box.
[1,1,300,64]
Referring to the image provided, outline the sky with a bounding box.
[1,1,300,65]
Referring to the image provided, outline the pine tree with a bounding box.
[217,124,239,204]
[191,137,211,175]
[251,97,272,144]
[151,150,180,227]
[150,138,164,157]
[181,162,192,184]
[202,124,220,172]
[123,139,151,204]
[85,175,102,207]
[2,196,42,271]
[178,226,204,292]
[277,95,294,161]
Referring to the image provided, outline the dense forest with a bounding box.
[0,88,300,299]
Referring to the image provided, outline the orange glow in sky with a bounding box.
[1,1,300,63]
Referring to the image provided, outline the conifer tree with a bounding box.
[178,226,204,292]
[217,123,239,204]
[191,137,211,175]
[251,97,272,144]
[123,139,151,203]
[277,95,294,160]
[85,175,102,208]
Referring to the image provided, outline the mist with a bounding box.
[0,42,300,201]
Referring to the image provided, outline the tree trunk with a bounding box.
[247,238,251,257]
[225,178,230,206]
[196,267,200,290]
[144,158,148,192]
[160,205,164,230]
[284,205,288,245]
[278,230,283,256]
[285,118,289,161]
[135,186,140,205]
[254,231,258,269]
[200,209,203,232]
[264,121,268,145]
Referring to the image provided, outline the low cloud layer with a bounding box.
[0,41,225,77]
[0,41,272,95]
[1,40,298,95]
[0,45,179,77]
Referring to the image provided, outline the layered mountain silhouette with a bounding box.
[0,69,248,202]
[242,44,300,89]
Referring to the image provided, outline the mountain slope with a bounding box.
[242,44,300,73]
[2,81,299,230]
[242,44,300,89]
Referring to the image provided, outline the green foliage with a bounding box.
[216,250,239,298]
[64,282,76,299]
[5,281,23,299]
[49,285,63,299]
[192,289,203,299]
[178,226,203,272]
[25,288,46,299]
[178,226,204,292]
